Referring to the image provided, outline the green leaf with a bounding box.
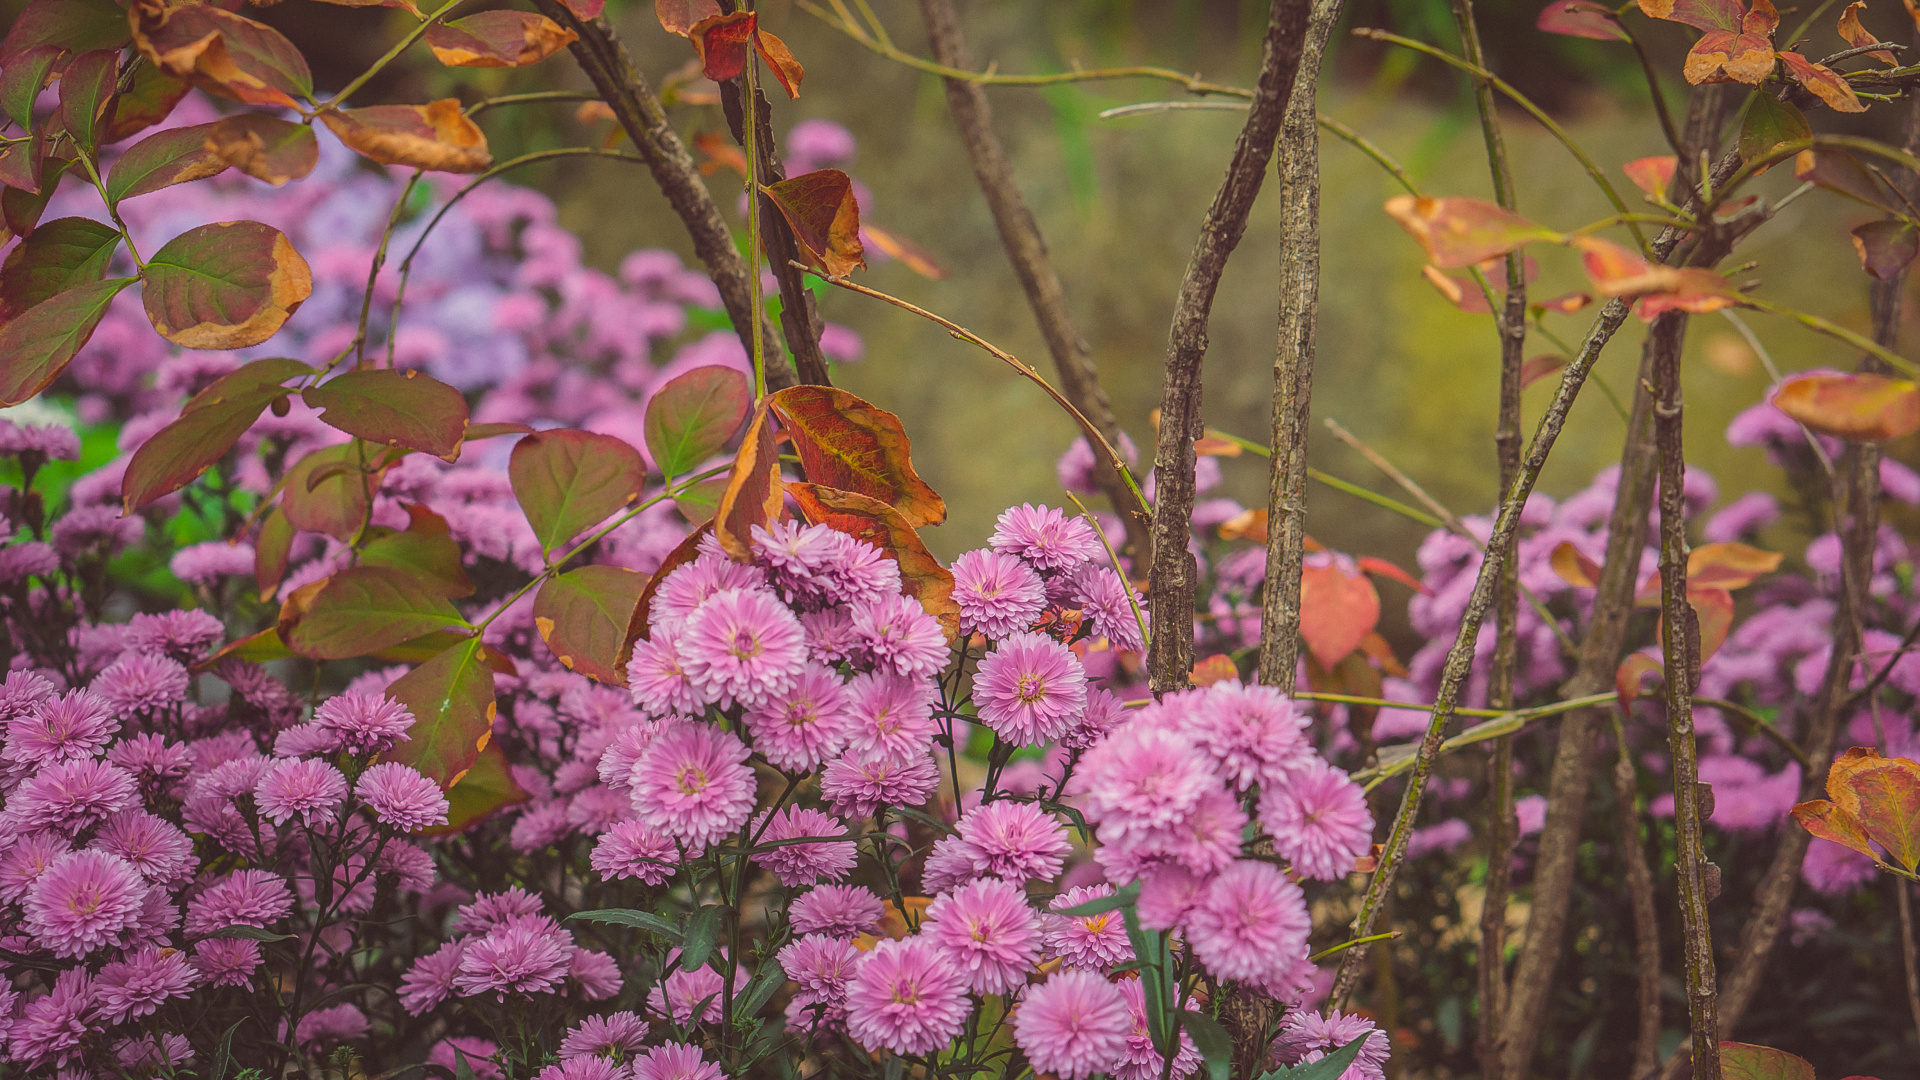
[285,566,468,660]
[255,504,294,600]
[141,220,313,350]
[568,908,686,942]
[386,636,498,788]
[673,475,727,526]
[129,2,313,109]
[0,277,137,407]
[105,122,227,205]
[645,364,751,479]
[281,443,374,542]
[1181,1012,1234,1080]
[0,0,129,64]
[1739,93,1810,169]
[0,155,73,237]
[303,368,469,461]
[733,957,787,1021]
[682,904,726,972]
[207,925,293,942]
[508,429,646,559]
[359,528,473,598]
[1054,879,1140,917]
[1719,1043,1816,1080]
[1258,1037,1372,1080]
[533,564,644,683]
[0,217,123,325]
[421,742,528,835]
[102,64,192,145]
[122,357,311,511]
[0,45,60,132]
[210,1017,249,1080]
[53,49,118,156]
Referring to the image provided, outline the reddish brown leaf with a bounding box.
[713,406,783,561]
[862,223,949,280]
[1189,654,1239,687]
[102,63,193,146]
[1383,195,1560,269]
[255,505,293,601]
[55,49,119,157]
[1792,798,1883,863]
[1622,155,1677,198]
[0,0,127,65]
[768,385,945,528]
[1837,2,1897,63]
[0,276,136,407]
[689,11,757,83]
[508,429,647,559]
[303,368,469,462]
[141,220,311,350]
[1777,50,1866,112]
[1687,586,1736,659]
[1719,1043,1817,1080]
[282,443,379,542]
[763,169,867,278]
[1683,28,1775,85]
[1793,148,1894,210]
[206,114,319,187]
[1551,540,1602,587]
[320,100,492,174]
[1571,236,1741,317]
[421,742,528,835]
[534,565,644,684]
[1421,265,1493,314]
[285,566,466,660]
[1217,507,1267,542]
[1536,0,1628,38]
[1688,541,1784,589]
[0,45,60,132]
[559,0,606,16]
[130,0,313,109]
[1851,219,1917,280]
[425,11,577,68]
[1536,292,1591,314]
[657,0,722,35]
[105,123,228,205]
[1829,747,1920,871]
[1298,560,1381,669]
[387,636,499,789]
[1637,0,1745,32]
[123,357,311,511]
[0,217,122,325]
[787,482,961,643]
[1521,354,1569,388]
[755,27,805,98]
[1616,650,1664,711]
[1773,372,1920,441]
[645,364,750,478]
[694,130,749,178]
[1357,555,1427,595]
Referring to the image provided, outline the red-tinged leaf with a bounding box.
[1832,749,1920,870]
[1550,540,1602,587]
[55,50,119,157]
[1537,0,1628,38]
[1421,265,1494,314]
[1357,555,1427,595]
[0,45,61,131]
[1635,268,1742,318]
[713,407,783,561]
[689,11,756,82]
[285,565,467,660]
[101,64,192,145]
[319,101,492,174]
[1623,155,1677,198]
[370,629,472,665]
[1719,1043,1817,1080]
[1217,507,1268,542]
[1791,799,1884,862]
[1687,585,1736,659]
[1683,28,1775,85]
[130,0,313,109]
[0,0,127,65]
[787,482,961,643]
[123,357,311,511]
[755,28,804,98]
[206,114,318,187]
[560,0,606,16]
[255,504,292,601]
[1190,654,1239,687]
[0,217,122,325]
[305,0,423,12]
[1738,93,1810,170]
[1688,541,1783,590]
[198,626,293,671]
[420,742,527,835]
[1837,2,1897,63]
[768,385,945,527]
[303,368,469,461]
[1777,50,1866,112]
[140,221,312,350]
[1383,195,1560,269]
[626,522,712,652]
[105,123,227,205]
[534,565,644,683]
[1792,148,1893,210]
[425,11,578,68]
[282,443,379,542]
[508,429,647,559]
[1638,0,1744,31]
[1522,354,1569,388]
[359,527,473,599]
[0,155,72,237]
[0,276,137,406]
[645,365,750,478]
[1616,650,1664,711]
[1537,292,1591,314]
[674,475,727,526]
[862,223,949,280]
[1773,372,1920,441]
[694,129,749,177]
[763,169,867,277]
[387,636,499,789]
[1851,220,1917,280]
[1298,561,1381,669]
[1571,236,1742,316]
[657,0,722,35]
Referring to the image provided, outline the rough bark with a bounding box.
[1613,718,1664,1080]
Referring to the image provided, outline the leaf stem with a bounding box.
[744,57,766,399]
[1738,295,1918,376]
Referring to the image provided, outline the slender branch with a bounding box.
[462,91,600,117]
[1610,713,1664,1080]
[1147,0,1312,692]
[1900,878,1920,1046]
[1739,296,1917,376]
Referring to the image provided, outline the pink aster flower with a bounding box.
[356,762,451,832]
[115,1032,194,1072]
[184,868,295,936]
[1260,758,1374,880]
[629,720,757,848]
[952,548,1047,639]
[255,757,349,825]
[1176,681,1313,790]
[170,539,256,585]
[97,946,198,1024]
[678,588,808,708]
[802,608,858,663]
[455,915,574,999]
[23,850,147,957]
[399,939,466,1014]
[314,690,416,754]
[1068,565,1147,653]
[569,947,624,999]
[1072,725,1214,846]
[1045,884,1136,971]
[821,749,941,818]
[923,878,1043,995]
[1014,968,1132,1080]
[0,669,57,721]
[94,653,190,716]
[538,1059,627,1080]
[7,690,118,765]
[848,594,949,678]
[634,1043,724,1080]
[627,628,712,718]
[559,1010,647,1060]
[591,818,685,884]
[845,936,970,1055]
[296,1003,370,1046]
[1113,977,1204,1080]
[1184,860,1312,986]
[955,799,1072,883]
[742,662,855,771]
[973,633,1087,746]
[455,888,546,933]
[9,757,139,833]
[1104,786,1247,880]
[990,503,1103,572]
[1804,837,1878,896]
[0,832,68,903]
[651,552,767,632]
[9,967,93,1066]
[194,937,262,987]
[596,722,661,791]
[1064,688,1127,750]
[779,933,861,1022]
[843,671,938,761]
[124,609,225,663]
[1275,1010,1391,1080]
[650,963,725,1025]
[754,806,856,886]
[789,884,885,937]
[91,810,195,885]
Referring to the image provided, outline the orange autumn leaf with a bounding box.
[1623,155,1678,198]
[1682,0,1777,86]
[1189,654,1239,687]
[688,11,756,83]
[320,100,492,173]
[1777,50,1866,112]
[1773,372,1920,441]
[763,169,866,278]
[1383,195,1561,268]
[1299,560,1381,669]
[1837,2,1898,63]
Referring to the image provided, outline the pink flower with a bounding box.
[313,690,415,754]
[94,652,190,715]
[455,915,574,998]
[124,609,225,662]
[185,868,294,936]
[455,888,546,933]
[1013,968,1132,1080]
[400,939,466,1014]
[845,936,970,1055]
[973,633,1087,746]
[1072,725,1214,846]
[955,799,1072,883]
[651,552,766,633]
[591,818,684,884]
[1068,565,1146,653]
[194,936,262,987]
[627,629,711,718]
[843,672,937,761]
[1260,759,1374,880]
[779,934,861,1022]
[1113,977,1204,1080]
[633,1042,724,1080]
[678,588,807,708]
[23,850,147,958]
[1275,1010,1391,1080]
[923,878,1042,995]
[9,757,139,833]
[1177,680,1312,790]
[255,757,349,825]
[97,946,198,1023]
[629,720,757,848]
[789,884,884,937]
[990,503,1103,572]
[0,832,68,902]
[6,690,118,765]
[952,548,1046,639]
[742,662,854,771]
[296,1003,369,1046]
[821,749,940,819]
[1184,860,1311,986]
[570,947,624,999]
[651,964,725,1025]
[1803,837,1878,896]
[356,762,451,832]
[1045,884,1135,971]
[170,539,256,585]
[91,810,196,885]
[560,1010,646,1059]
[848,594,949,678]
[538,1059,627,1080]
[1103,786,1246,880]
[754,806,856,886]
[9,967,93,1066]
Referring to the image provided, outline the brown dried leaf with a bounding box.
[425,11,578,68]
[320,100,492,174]
[763,169,866,277]
[206,113,319,186]
[1837,2,1898,63]
[1777,50,1866,112]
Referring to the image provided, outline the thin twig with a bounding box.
[1900,878,1920,1045]
[1609,712,1664,1080]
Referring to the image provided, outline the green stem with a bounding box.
[744,60,767,399]
[1739,296,1917,376]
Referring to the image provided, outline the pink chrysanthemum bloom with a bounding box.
[0,832,69,903]
[313,690,416,754]
[815,531,903,608]
[1274,1010,1391,1080]
[255,757,349,825]
[106,731,193,785]
[559,1009,647,1060]
[1260,758,1374,880]
[1177,681,1313,790]
[1014,968,1132,1080]
[989,503,1103,572]
[779,933,861,1022]
[0,669,57,720]
[399,939,466,1015]
[537,1058,626,1080]
[273,723,339,758]
[843,671,937,762]
[9,757,139,832]
[23,850,147,957]
[596,721,661,791]
[1064,687,1128,750]
[754,806,856,886]
[194,936,262,987]
[378,841,438,893]
[91,810,196,886]
[848,594,949,678]
[7,690,118,765]
[429,1037,505,1080]
[629,720,757,848]
[1184,860,1311,985]
[1108,786,1247,880]
[634,1042,724,1080]
[955,799,1072,883]
[185,868,295,936]
[789,884,884,937]
[124,609,225,663]
[753,521,861,610]
[97,946,198,1023]
[296,1002,370,1046]
[1113,977,1204,1080]
[845,936,970,1055]
[678,587,808,708]
[973,633,1087,746]
[455,888,546,933]
[627,629,712,719]
[455,915,574,999]
[821,749,941,818]
[802,608,858,664]
[9,967,93,1066]
[743,662,854,772]
[94,653,190,716]
[920,835,980,894]
[922,878,1043,995]
[951,548,1046,639]
[566,785,632,835]
[570,946,624,999]
[170,539,256,585]
[1045,885,1136,971]
[651,553,767,632]
[591,818,684,884]
[650,963,725,1025]
[1072,725,1214,847]
[1068,565,1147,653]
[356,762,451,832]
